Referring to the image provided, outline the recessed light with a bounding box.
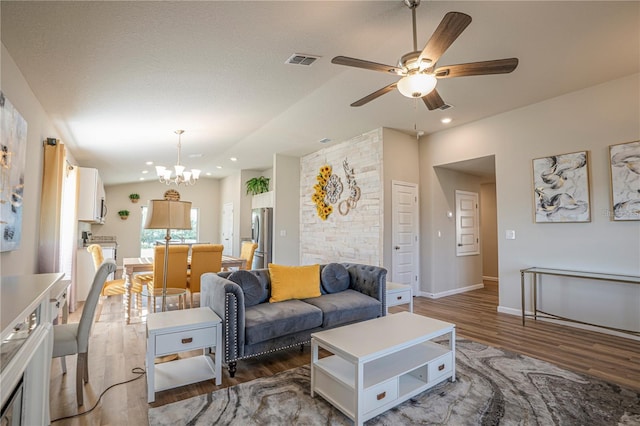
[142,170,148,174]
[216,166,222,169]
[206,172,212,176]
[189,153,203,158]
[139,177,145,181]
[146,161,154,165]
[441,117,452,124]
[230,157,238,162]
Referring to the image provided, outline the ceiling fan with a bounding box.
[332,0,518,110]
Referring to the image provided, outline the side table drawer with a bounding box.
[155,326,217,355]
[363,377,398,413]
[428,352,453,384]
[387,289,411,307]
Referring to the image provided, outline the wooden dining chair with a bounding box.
[52,260,116,406]
[240,241,258,270]
[143,245,189,312]
[86,244,143,320]
[187,244,224,307]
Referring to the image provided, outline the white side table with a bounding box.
[386,282,413,314]
[146,307,222,403]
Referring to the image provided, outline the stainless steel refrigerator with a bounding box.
[251,207,273,269]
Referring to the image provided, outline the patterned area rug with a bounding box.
[148,339,640,425]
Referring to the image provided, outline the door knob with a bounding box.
[394,246,400,250]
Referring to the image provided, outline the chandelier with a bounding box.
[155,130,201,186]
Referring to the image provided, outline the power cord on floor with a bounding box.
[51,367,146,423]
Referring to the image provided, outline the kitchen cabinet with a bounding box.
[78,167,106,223]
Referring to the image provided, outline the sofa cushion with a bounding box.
[320,263,350,294]
[244,299,323,345]
[228,270,267,306]
[268,263,321,303]
[303,289,382,328]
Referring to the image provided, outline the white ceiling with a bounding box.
[2,1,638,185]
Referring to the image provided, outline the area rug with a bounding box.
[148,339,640,425]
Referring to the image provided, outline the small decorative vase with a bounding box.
[120,216,129,220]
[130,199,139,203]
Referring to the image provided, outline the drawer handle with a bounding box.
[396,296,402,300]
[438,364,445,371]
[181,337,193,344]
[55,301,60,308]
[376,392,386,401]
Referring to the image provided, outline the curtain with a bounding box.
[39,140,80,311]
[38,140,64,273]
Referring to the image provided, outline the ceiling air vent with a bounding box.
[285,54,320,66]
[438,103,454,111]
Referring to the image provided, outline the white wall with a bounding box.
[96,179,221,262]
[273,154,300,265]
[0,44,61,275]
[421,73,640,332]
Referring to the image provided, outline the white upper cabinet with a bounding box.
[77,167,106,224]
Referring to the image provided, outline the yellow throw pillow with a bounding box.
[268,263,321,303]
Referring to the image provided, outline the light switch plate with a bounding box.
[505,230,516,240]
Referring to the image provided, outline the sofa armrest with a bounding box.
[201,273,246,362]
[341,263,387,316]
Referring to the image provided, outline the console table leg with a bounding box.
[521,271,525,326]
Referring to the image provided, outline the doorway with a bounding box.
[437,155,498,286]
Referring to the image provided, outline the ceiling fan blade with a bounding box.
[351,82,398,107]
[422,89,445,110]
[419,12,472,65]
[435,58,519,78]
[332,56,403,75]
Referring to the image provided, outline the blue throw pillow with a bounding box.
[321,263,350,294]
[228,270,267,306]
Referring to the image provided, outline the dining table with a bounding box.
[122,255,246,324]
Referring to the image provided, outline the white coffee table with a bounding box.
[310,312,455,426]
[146,307,222,403]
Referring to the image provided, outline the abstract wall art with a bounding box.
[532,151,590,223]
[609,140,640,221]
[0,92,28,252]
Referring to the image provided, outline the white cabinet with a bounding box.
[77,167,106,223]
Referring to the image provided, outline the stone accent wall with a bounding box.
[300,129,383,266]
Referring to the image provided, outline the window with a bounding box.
[140,206,199,257]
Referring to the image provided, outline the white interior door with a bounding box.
[222,202,234,256]
[391,181,419,294]
[456,190,480,256]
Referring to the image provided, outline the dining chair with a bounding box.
[240,241,258,270]
[52,260,116,406]
[187,244,223,307]
[86,244,143,320]
[142,245,189,312]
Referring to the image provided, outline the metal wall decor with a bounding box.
[609,140,640,221]
[338,159,360,216]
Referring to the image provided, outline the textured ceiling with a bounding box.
[2,1,638,185]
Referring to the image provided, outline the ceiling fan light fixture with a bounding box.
[397,73,437,98]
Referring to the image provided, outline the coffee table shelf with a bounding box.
[311,312,455,425]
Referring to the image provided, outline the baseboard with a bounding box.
[482,275,498,282]
[417,282,484,299]
[497,306,640,342]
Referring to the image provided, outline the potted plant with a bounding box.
[245,176,270,196]
[118,210,130,220]
[129,193,140,203]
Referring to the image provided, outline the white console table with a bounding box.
[1,272,64,425]
[520,267,640,336]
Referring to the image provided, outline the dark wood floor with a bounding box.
[49,282,640,425]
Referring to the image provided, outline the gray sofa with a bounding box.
[201,263,387,377]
